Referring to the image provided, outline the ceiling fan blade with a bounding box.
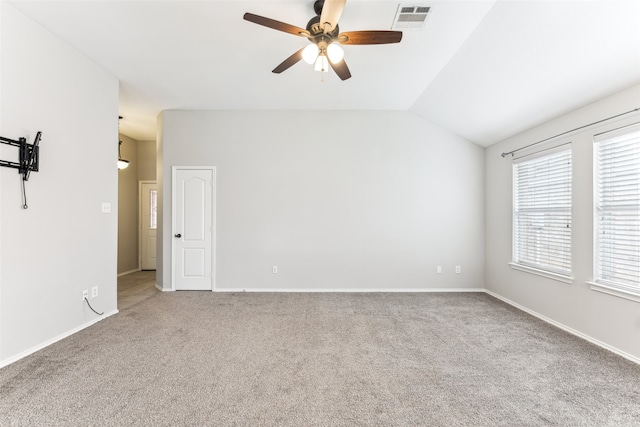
[319,0,346,33]
[243,13,310,37]
[338,30,403,45]
[329,58,351,81]
[272,48,305,74]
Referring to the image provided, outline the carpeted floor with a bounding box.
[1,292,639,426]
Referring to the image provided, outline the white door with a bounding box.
[140,181,158,270]
[172,167,215,291]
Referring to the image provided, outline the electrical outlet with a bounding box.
[455,266,461,274]
[272,266,278,274]
[91,286,98,298]
[437,266,442,274]
[82,290,88,301]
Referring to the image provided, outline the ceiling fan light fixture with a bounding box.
[243,0,402,81]
[314,55,329,72]
[327,43,344,64]
[302,44,319,64]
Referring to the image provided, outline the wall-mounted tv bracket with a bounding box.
[0,132,41,209]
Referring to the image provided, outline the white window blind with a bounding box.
[594,124,640,293]
[513,147,572,276]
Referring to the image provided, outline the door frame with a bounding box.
[171,166,216,291]
[138,180,157,271]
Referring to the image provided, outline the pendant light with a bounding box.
[118,141,130,170]
[117,116,129,170]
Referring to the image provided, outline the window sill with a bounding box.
[588,281,640,303]
[509,262,574,284]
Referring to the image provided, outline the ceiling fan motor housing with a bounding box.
[306,15,340,45]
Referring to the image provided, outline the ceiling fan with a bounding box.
[243,0,403,81]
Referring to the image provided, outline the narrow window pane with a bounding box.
[150,189,157,230]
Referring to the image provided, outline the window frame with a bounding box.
[591,123,640,301]
[511,144,573,282]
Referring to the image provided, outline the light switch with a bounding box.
[101,202,111,213]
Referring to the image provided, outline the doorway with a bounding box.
[116,135,158,309]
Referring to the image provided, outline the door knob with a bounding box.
[174,233,182,238]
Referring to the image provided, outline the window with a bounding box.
[149,189,157,230]
[594,124,640,297]
[512,146,572,279]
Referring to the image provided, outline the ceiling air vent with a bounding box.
[392,4,431,30]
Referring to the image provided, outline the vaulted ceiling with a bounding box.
[9,0,640,146]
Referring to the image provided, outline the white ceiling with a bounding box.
[8,0,640,146]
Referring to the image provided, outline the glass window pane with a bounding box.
[150,189,157,229]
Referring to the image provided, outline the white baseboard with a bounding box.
[156,284,173,292]
[214,287,486,293]
[0,309,119,369]
[117,268,140,277]
[485,290,640,366]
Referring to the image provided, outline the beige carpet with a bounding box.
[1,292,639,426]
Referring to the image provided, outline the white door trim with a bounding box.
[171,166,216,292]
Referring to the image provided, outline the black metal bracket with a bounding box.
[1,132,41,209]
[0,131,41,180]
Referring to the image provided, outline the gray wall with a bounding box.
[485,84,640,361]
[137,140,157,182]
[156,115,165,287]
[0,3,119,364]
[157,110,485,291]
[117,134,139,274]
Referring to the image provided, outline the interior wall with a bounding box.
[485,84,640,361]
[137,140,157,182]
[0,3,119,364]
[158,110,485,291]
[155,114,165,287]
[117,134,139,275]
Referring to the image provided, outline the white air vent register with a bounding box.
[392,4,431,30]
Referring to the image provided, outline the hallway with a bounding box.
[118,271,158,311]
